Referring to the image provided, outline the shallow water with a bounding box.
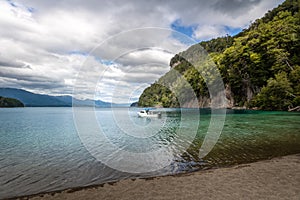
[0,107,299,199]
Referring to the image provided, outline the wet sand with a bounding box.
[26,154,300,200]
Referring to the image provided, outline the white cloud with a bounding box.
[193,25,227,41]
[0,0,285,102]
[117,48,174,66]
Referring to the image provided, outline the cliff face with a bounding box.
[138,0,300,110]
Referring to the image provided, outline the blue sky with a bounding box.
[171,19,243,43]
[171,19,198,39]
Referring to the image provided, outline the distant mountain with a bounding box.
[0,96,24,107]
[0,88,69,107]
[0,88,128,107]
[53,95,113,107]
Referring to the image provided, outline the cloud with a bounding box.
[212,0,262,16]
[0,0,285,102]
[193,25,228,41]
[0,59,30,69]
[116,48,174,66]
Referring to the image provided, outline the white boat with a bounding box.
[137,110,161,118]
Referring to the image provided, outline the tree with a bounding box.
[251,72,293,110]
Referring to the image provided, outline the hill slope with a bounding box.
[0,88,69,107]
[0,88,121,107]
[138,0,300,111]
[0,96,24,107]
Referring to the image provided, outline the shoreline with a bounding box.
[10,154,300,200]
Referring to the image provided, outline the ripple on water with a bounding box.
[0,107,299,199]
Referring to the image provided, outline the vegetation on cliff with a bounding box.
[0,96,24,108]
[138,0,300,110]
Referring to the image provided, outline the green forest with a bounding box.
[138,0,300,111]
[0,96,24,108]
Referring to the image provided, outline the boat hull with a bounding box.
[137,110,161,118]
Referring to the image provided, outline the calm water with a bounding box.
[0,107,299,199]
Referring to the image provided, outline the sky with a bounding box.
[0,0,284,103]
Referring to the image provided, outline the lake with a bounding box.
[0,107,299,199]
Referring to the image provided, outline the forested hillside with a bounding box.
[0,96,24,108]
[138,0,300,111]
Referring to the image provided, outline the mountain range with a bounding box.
[0,88,129,107]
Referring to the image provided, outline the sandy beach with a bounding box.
[20,154,300,200]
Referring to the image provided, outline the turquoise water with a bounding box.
[0,107,299,199]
